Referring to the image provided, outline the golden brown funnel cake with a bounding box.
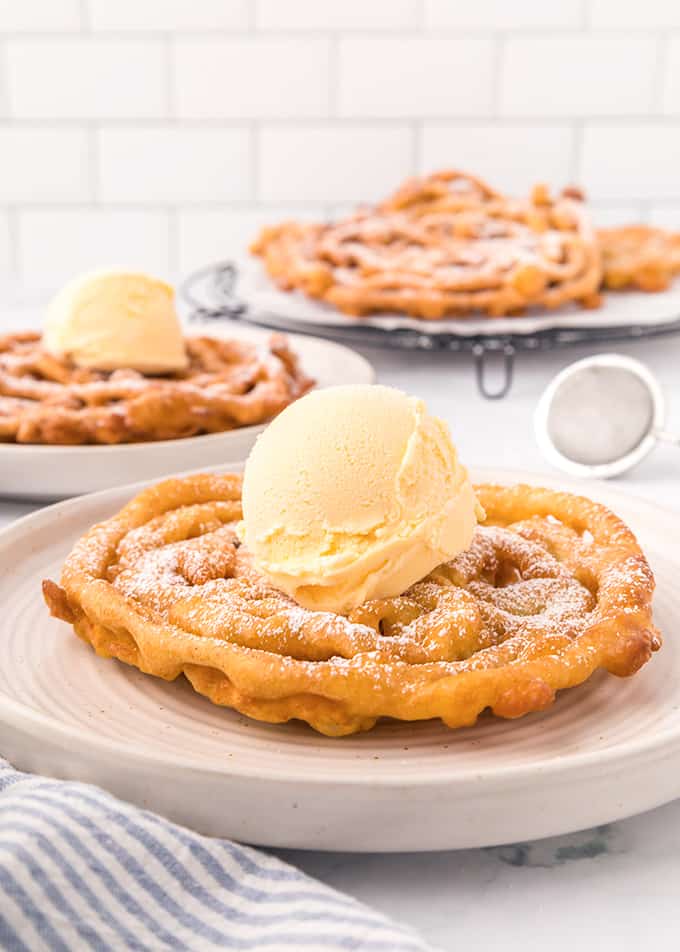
[598,225,680,293]
[251,170,603,320]
[0,332,313,445]
[44,474,660,736]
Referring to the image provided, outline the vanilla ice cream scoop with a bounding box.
[44,270,188,373]
[240,385,483,614]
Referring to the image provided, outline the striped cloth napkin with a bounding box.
[0,760,434,952]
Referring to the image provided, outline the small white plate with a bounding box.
[0,467,676,851]
[0,325,374,501]
[238,258,680,337]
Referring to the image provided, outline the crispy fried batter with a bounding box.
[43,474,660,736]
[0,332,313,445]
[379,169,500,214]
[598,224,680,292]
[251,170,603,320]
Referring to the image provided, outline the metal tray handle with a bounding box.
[472,342,516,400]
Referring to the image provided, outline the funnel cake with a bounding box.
[598,225,680,293]
[251,170,603,319]
[43,474,660,737]
[0,332,313,445]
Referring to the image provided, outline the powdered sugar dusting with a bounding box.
[106,501,605,672]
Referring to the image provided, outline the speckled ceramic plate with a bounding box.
[0,468,677,851]
[0,325,374,501]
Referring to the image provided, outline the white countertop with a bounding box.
[281,335,680,952]
[1,304,679,952]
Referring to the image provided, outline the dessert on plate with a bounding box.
[252,170,602,319]
[0,270,313,445]
[44,385,660,736]
[252,168,680,321]
[597,224,680,292]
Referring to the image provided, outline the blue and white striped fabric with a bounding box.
[0,760,433,952]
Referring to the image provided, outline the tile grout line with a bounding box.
[412,120,422,174]
[251,121,260,202]
[651,33,670,115]
[571,120,584,187]
[0,37,8,119]
[79,0,90,32]
[638,198,653,223]
[580,0,592,29]
[87,121,99,204]
[165,35,177,120]
[3,116,680,129]
[0,36,21,131]
[167,205,179,276]
[5,193,580,215]
[7,207,21,281]
[327,33,339,117]
[0,27,677,39]
[491,33,506,119]
[247,0,258,32]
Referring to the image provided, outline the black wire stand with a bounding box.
[180,261,680,400]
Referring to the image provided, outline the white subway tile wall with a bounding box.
[588,204,647,227]
[87,0,250,32]
[97,127,252,203]
[499,36,657,117]
[17,209,172,282]
[649,205,680,227]
[420,124,575,194]
[177,206,322,275]
[258,125,413,202]
[0,128,91,202]
[424,0,586,30]
[337,37,496,117]
[7,40,168,118]
[0,0,81,32]
[581,125,680,200]
[589,0,680,29]
[174,39,331,119]
[0,0,678,286]
[255,0,421,31]
[663,38,680,115]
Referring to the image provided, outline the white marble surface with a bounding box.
[278,805,680,952]
[283,336,680,952]
[1,304,680,951]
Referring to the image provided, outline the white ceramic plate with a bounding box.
[0,325,374,501]
[238,258,680,337]
[0,467,676,851]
